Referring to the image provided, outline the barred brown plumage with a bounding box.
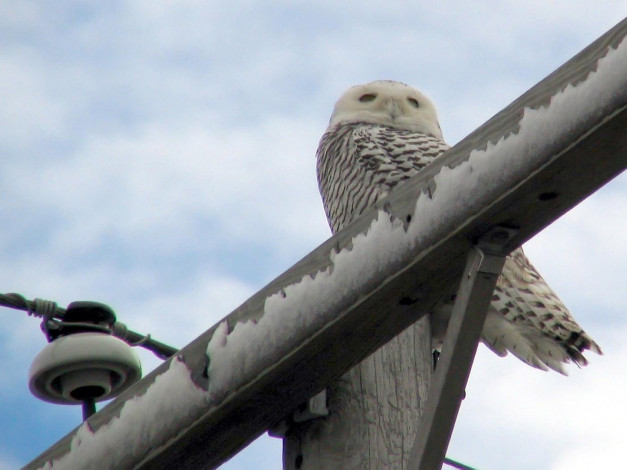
[316,80,601,374]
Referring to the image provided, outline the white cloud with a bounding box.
[2,116,328,267]
[0,456,20,470]
[450,326,627,469]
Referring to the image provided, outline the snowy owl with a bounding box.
[316,80,601,374]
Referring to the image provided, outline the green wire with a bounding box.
[444,457,478,470]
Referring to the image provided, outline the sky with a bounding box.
[0,2,625,469]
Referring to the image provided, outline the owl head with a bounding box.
[328,80,443,140]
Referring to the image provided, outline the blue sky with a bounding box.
[1,2,625,469]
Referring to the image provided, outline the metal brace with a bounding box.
[407,226,515,470]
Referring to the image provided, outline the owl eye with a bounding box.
[407,97,420,108]
[359,93,377,103]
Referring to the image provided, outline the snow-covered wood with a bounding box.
[24,18,627,470]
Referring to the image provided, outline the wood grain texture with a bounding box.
[284,318,432,470]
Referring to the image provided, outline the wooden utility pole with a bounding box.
[283,242,507,470]
[283,318,432,469]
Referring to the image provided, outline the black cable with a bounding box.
[0,292,178,359]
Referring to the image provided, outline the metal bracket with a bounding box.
[407,230,511,470]
[293,389,329,422]
[476,225,518,256]
[267,389,329,438]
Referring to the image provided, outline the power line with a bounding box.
[0,292,178,359]
[444,456,479,470]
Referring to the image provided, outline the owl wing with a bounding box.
[483,248,602,374]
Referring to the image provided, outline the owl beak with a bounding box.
[385,99,401,121]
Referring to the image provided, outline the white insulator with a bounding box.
[29,332,142,405]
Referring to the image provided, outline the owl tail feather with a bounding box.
[482,311,570,375]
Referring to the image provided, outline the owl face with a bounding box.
[328,80,443,140]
